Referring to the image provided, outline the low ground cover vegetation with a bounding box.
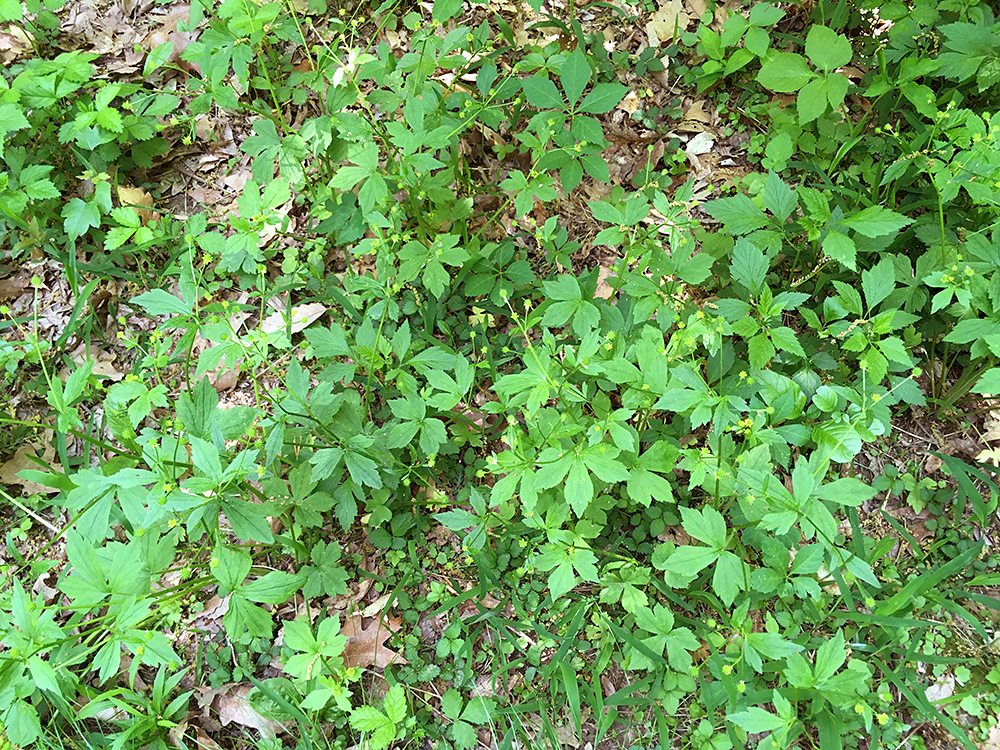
[2,0,1000,747]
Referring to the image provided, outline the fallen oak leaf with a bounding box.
[198,683,286,740]
[0,445,63,497]
[339,612,408,670]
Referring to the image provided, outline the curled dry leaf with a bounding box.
[983,410,1000,442]
[617,90,641,116]
[360,593,399,618]
[646,0,691,46]
[0,445,62,495]
[0,268,31,299]
[339,612,409,670]
[0,25,33,63]
[683,100,713,125]
[199,683,286,740]
[117,185,157,225]
[259,302,327,335]
[594,265,617,300]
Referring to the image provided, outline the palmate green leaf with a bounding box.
[813,419,863,463]
[797,77,829,124]
[578,82,628,114]
[547,561,577,599]
[240,571,305,604]
[730,237,769,293]
[130,288,192,317]
[589,200,625,224]
[763,131,794,171]
[627,469,674,506]
[822,229,856,270]
[841,205,913,238]
[383,684,407,725]
[748,334,776,370]
[534,448,573,488]
[213,543,252,592]
[188,435,223,481]
[805,24,852,72]
[223,496,274,543]
[757,52,814,92]
[560,159,584,193]
[728,706,787,733]
[538,543,599,598]
[544,273,582,300]
[861,257,895,309]
[303,541,350,599]
[769,326,805,358]
[432,0,462,23]
[679,504,726,550]
[747,631,804,659]
[62,197,101,240]
[815,477,876,506]
[305,324,351,358]
[344,449,381,488]
[0,102,30,145]
[565,457,594,515]
[560,47,591,106]
[663,545,719,580]
[419,417,448,455]
[900,80,937,118]
[706,194,769,235]
[814,630,848,682]
[973,368,1000,395]
[763,171,797,222]
[876,336,912,365]
[350,705,395,750]
[522,76,564,110]
[713,551,743,606]
[581,447,629,483]
[143,40,174,76]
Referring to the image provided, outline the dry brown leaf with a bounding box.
[167,717,190,750]
[684,131,716,173]
[617,90,641,115]
[984,410,1000,442]
[977,448,1000,467]
[0,25,33,63]
[594,265,617,300]
[259,302,327,335]
[142,5,200,70]
[683,100,713,124]
[340,613,408,670]
[192,594,230,631]
[0,268,31,299]
[118,185,156,225]
[686,0,708,18]
[0,445,62,495]
[360,593,399,618]
[646,0,691,46]
[193,728,222,750]
[210,367,240,392]
[981,719,1000,750]
[208,684,286,739]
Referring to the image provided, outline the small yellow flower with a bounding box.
[722,664,732,675]
[854,704,865,714]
